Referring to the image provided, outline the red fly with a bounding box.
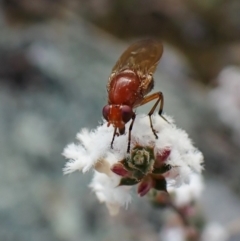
[102,39,167,152]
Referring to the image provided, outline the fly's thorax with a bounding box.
[108,70,143,107]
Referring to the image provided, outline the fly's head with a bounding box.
[102,104,134,134]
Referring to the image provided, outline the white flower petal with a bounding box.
[168,174,204,207]
[62,144,89,174]
[89,171,132,213]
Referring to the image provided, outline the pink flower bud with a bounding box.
[138,176,155,197]
[111,163,129,177]
[155,148,171,168]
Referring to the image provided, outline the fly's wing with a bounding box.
[111,39,163,77]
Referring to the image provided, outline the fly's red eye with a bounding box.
[102,105,110,121]
[121,105,133,123]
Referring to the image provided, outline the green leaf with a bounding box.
[118,177,140,186]
[121,158,137,171]
[132,169,145,180]
[154,178,167,192]
[129,146,155,174]
[152,164,171,174]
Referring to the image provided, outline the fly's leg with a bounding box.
[138,92,168,138]
[127,113,136,153]
[111,128,119,149]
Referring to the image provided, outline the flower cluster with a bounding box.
[63,113,204,215]
[111,145,171,197]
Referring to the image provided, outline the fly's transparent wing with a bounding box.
[111,39,163,76]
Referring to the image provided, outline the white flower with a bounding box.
[63,113,204,214]
[168,173,204,207]
[89,171,132,215]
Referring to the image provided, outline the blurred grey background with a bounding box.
[1,1,240,240]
